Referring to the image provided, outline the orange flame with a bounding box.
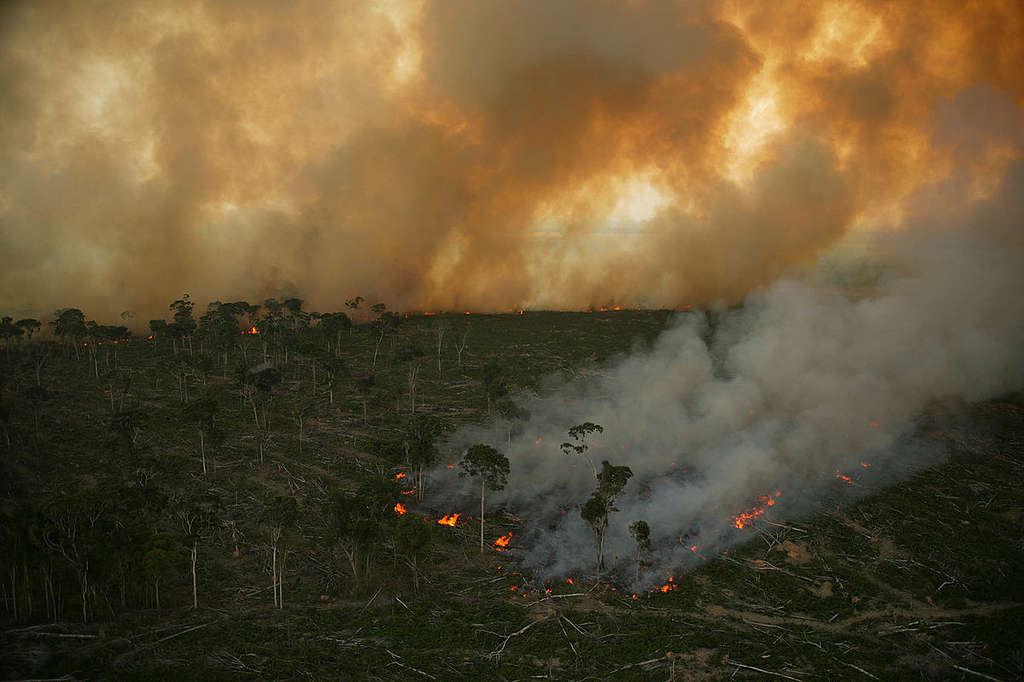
[730,491,781,529]
[566,578,574,585]
[394,472,406,480]
[446,464,456,469]
[860,461,871,468]
[690,545,698,553]
[437,513,461,526]
[246,326,259,335]
[401,487,417,495]
[836,473,855,485]
[394,503,407,515]
[494,532,513,550]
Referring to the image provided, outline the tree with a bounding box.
[580,460,633,583]
[183,392,220,475]
[141,534,176,609]
[328,477,400,589]
[480,359,508,415]
[433,320,447,379]
[560,422,603,478]
[403,415,449,501]
[455,325,469,368]
[52,308,87,358]
[261,496,298,609]
[459,444,510,552]
[15,318,41,342]
[392,513,433,590]
[0,317,23,359]
[628,520,651,583]
[169,294,197,356]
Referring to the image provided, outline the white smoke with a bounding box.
[434,163,1024,587]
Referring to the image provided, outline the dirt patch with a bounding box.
[776,539,812,564]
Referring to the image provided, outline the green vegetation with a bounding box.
[0,300,1021,680]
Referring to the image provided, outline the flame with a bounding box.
[493,532,512,550]
[394,471,406,480]
[446,464,455,469]
[836,473,855,485]
[246,326,259,335]
[394,502,407,515]
[566,578,573,585]
[860,461,871,468]
[535,438,542,445]
[730,490,781,529]
[632,593,638,600]
[437,513,461,526]
[690,545,698,553]
[401,487,417,495]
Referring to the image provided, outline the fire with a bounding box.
[690,545,698,553]
[860,461,871,468]
[493,532,513,550]
[394,503,407,515]
[394,472,406,480]
[836,473,855,485]
[246,326,259,335]
[535,438,542,445]
[437,513,461,526]
[566,578,573,585]
[401,487,417,495]
[446,464,455,469]
[730,490,781,529]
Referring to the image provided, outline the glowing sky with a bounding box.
[1,0,1021,320]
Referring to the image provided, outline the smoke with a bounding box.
[438,159,1024,585]
[2,1,1022,322]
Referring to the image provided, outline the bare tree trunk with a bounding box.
[191,542,197,609]
[200,430,207,475]
[480,479,485,553]
[272,543,278,608]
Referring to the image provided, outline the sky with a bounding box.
[1,0,1022,322]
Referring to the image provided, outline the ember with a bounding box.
[836,473,855,485]
[730,491,781,529]
[493,532,512,550]
[394,503,407,515]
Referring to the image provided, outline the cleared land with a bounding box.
[1,309,1022,680]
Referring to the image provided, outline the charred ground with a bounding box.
[0,306,1022,680]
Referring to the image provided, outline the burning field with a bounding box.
[1,0,1023,678]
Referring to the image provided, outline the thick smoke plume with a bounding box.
[2,1,1022,321]
[438,162,1024,585]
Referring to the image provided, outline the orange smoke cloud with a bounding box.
[0,0,1021,321]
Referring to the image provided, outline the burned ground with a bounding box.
[0,310,1022,680]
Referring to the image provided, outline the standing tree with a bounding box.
[459,444,510,552]
[169,294,197,356]
[15,318,41,342]
[580,460,633,583]
[183,392,220,476]
[261,496,298,609]
[560,422,603,478]
[454,325,469,369]
[52,308,87,358]
[432,320,447,379]
[628,520,651,583]
[480,359,508,415]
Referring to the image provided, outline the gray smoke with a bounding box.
[434,162,1024,586]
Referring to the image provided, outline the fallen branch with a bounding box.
[487,618,546,659]
[727,658,804,681]
[838,660,879,679]
[952,665,1004,682]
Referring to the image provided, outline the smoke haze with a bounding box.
[439,161,1024,583]
[2,0,1022,321]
